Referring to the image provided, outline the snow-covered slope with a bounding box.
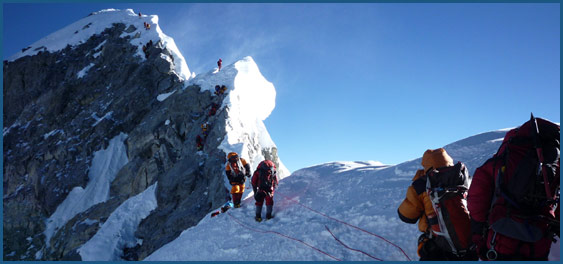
[146,160,411,261]
[8,8,190,81]
[78,183,158,261]
[144,127,562,261]
[43,133,128,247]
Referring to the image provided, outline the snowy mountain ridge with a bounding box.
[8,8,191,82]
[3,8,287,260]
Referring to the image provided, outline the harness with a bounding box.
[227,159,246,182]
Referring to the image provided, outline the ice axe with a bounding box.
[530,113,554,199]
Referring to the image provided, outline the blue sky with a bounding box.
[3,3,560,172]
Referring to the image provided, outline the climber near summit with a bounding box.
[217,58,222,71]
[225,152,251,208]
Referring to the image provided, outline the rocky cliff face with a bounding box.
[3,9,287,261]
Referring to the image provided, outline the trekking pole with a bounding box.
[530,113,553,199]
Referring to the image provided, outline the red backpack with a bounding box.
[425,162,473,256]
[256,160,278,193]
[487,117,559,244]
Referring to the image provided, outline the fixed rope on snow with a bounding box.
[324,225,383,261]
[226,211,341,261]
[276,193,412,261]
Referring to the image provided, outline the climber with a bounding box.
[201,122,210,137]
[139,12,142,17]
[217,58,222,71]
[214,85,221,96]
[196,135,204,151]
[251,160,279,222]
[208,103,219,116]
[397,148,476,260]
[220,85,227,94]
[142,45,148,58]
[467,116,560,261]
[225,152,251,208]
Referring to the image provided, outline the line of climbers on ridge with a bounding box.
[398,115,559,261]
[195,83,228,151]
[198,59,279,222]
[139,12,151,30]
[137,11,152,58]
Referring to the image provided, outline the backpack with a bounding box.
[425,162,472,256]
[228,159,246,183]
[488,116,560,243]
[257,160,277,193]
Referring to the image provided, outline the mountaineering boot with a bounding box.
[234,203,241,208]
[255,205,263,222]
[266,205,274,220]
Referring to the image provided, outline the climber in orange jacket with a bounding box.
[225,152,251,208]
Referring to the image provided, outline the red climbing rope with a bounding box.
[324,225,383,261]
[226,212,341,261]
[277,193,412,261]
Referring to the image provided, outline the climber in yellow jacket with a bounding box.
[225,152,251,208]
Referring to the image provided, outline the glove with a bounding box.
[472,233,487,261]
